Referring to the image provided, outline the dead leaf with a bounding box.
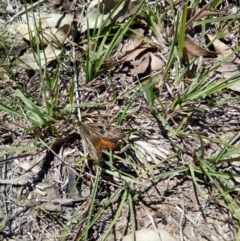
[44,24,74,45]
[14,23,35,40]
[14,20,73,46]
[42,185,61,200]
[185,35,217,59]
[15,44,61,70]
[121,38,143,54]
[88,0,121,13]
[216,61,240,78]
[80,0,142,32]
[124,51,164,75]
[130,52,150,75]
[81,0,124,32]
[228,82,240,92]
[117,0,142,22]
[187,8,219,22]
[120,43,156,62]
[210,61,240,92]
[207,34,240,63]
[121,28,144,54]
[40,202,62,212]
[150,53,164,71]
[41,13,74,28]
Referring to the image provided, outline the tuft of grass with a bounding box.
[84,0,145,83]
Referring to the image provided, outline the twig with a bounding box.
[179,198,185,241]
[38,197,88,204]
[0,179,32,185]
[2,155,9,225]
[186,0,217,28]
[72,46,90,162]
[176,206,216,241]
[139,201,162,241]
[72,46,82,121]
[6,0,46,25]
[168,215,195,241]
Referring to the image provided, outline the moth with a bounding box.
[76,122,124,163]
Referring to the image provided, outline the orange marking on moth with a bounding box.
[94,138,118,152]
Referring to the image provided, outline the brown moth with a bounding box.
[76,122,124,163]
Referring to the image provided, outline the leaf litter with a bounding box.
[0,0,240,241]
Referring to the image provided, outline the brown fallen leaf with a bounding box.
[207,34,240,63]
[187,8,219,22]
[130,52,165,75]
[117,0,142,22]
[120,28,145,55]
[41,13,74,28]
[14,23,35,41]
[15,44,61,70]
[185,35,217,59]
[120,43,156,62]
[80,0,142,32]
[204,61,240,92]
[13,15,74,46]
[44,24,74,45]
[80,0,125,32]
[150,53,164,71]
[130,52,150,75]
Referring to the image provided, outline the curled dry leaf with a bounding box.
[120,28,145,54]
[117,0,143,22]
[206,35,240,92]
[181,8,223,61]
[130,52,150,75]
[41,13,74,28]
[215,62,240,92]
[81,0,124,32]
[117,27,164,75]
[207,34,240,63]
[187,8,219,22]
[18,13,73,29]
[14,21,73,46]
[130,52,164,75]
[44,24,74,46]
[80,0,142,32]
[15,44,61,70]
[14,23,35,40]
[185,35,217,59]
[150,53,164,71]
[120,43,156,62]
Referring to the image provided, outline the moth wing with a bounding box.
[78,125,102,162]
[84,123,124,141]
[77,122,124,163]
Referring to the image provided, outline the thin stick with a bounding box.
[6,0,46,25]
[186,0,216,27]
